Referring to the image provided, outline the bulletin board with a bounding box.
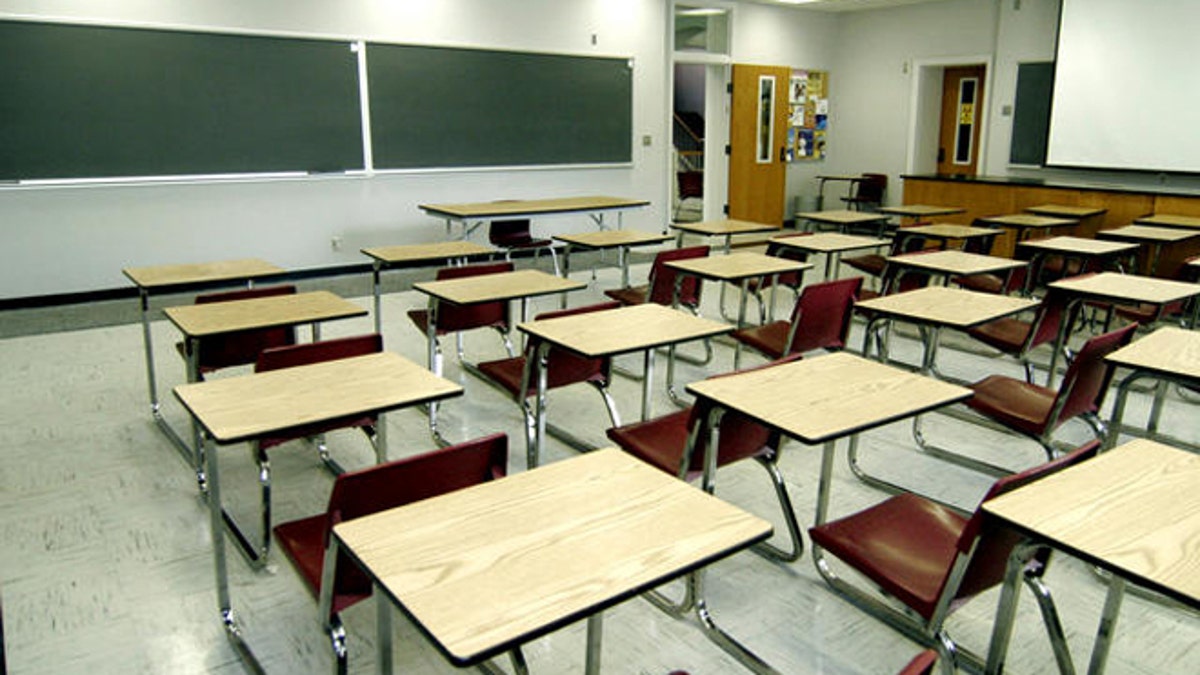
[786,69,828,162]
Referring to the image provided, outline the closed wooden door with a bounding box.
[729,64,789,225]
[937,65,985,176]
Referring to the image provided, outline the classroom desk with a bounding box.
[1016,236,1140,289]
[361,241,495,333]
[412,268,587,374]
[418,195,650,240]
[516,303,732,468]
[1045,272,1200,387]
[982,439,1200,675]
[664,251,813,332]
[884,249,1027,288]
[414,269,586,442]
[682,352,971,673]
[855,286,1037,377]
[122,259,285,463]
[1133,213,1200,230]
[815,174,863,208]
[173,352,463,673]
[669,218,780,253]
[331,448,770,675]
[975,213,1077,242]
[1022,203,1102,248]
[163,290,368,488]
[553,229,671,289]
[1105,326,1200,453]
[1095,224,1200,276]
[795,209,891,235]
[877,204,966,223]
[769,232,890,281]
[899,223,1004,250]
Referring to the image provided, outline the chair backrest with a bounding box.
[854,173,887,203]
[1023,287,1069,352]
[1048,322,1137,429]
[255,334,385,450]
[320,433,508,618]
[789,276,863,354]
[951,440,1100,602]
[192,284,297,372]
[879,250,936,295]
[962,233,998,255]
[431,261,514,331]
[648,245,710,307]
[762,234,813,289]
[488,219,534,247]
[682,354,803,472]
[677,171,703,199]
[889,228,929,256]
[255,333,383,373]
[527,301,621,390]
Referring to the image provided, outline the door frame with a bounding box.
[669,0,735,223]
[905,55,994,175]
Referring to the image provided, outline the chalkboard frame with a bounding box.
[0,19,366,181]
[366,43,634,170]
[0,19,637,182]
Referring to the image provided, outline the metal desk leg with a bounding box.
[584,614,603,675]
[204,435,267,675]
[642,349,656,421]
[141,289,194,465]
[425,300,450,447]
[984,544,1033,674]
[687,407,781,675]
[561,244,573,309]
[372,261,384,335]
[377,582,394,675]
[1086,576,1126,675]
[531,342,552,469]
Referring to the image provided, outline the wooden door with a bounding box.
[729,64,789,225]
[937,65,986,176]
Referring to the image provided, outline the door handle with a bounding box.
[937,147,946,163]
[779,145,787,163]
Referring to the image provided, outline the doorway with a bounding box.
[905,57,992,177]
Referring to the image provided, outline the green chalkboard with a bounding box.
[367,44,632,168]
[1009,61,1054,166]
[0,20,364,180]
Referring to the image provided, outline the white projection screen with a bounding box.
[1048,0,1200,173]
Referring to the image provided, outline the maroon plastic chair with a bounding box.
[220,334,385,567]
[607,355,805,563]
[965,287,1070,383]
[732,276,862,360]
[273,433,508,675]
[843,226,927,283]
[841,172,887,211]
[489,219,559,274]
[1113,255,1199,327]
[605,245,709,310]
[897,650,939,675]
[966,323,1136,460]
[810,441,1099,674]
[407,261,516,374]
[477,302,622,468]
[176,284,297,376]
[674,171,704,220]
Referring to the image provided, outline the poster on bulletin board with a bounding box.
[789,69,828,161]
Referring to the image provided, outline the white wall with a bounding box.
[0,0,669,298]
[828,0,999,206]
[730,3,840,210]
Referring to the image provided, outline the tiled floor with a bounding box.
[1,252,1196,674]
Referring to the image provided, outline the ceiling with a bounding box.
[753,0,943,12]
